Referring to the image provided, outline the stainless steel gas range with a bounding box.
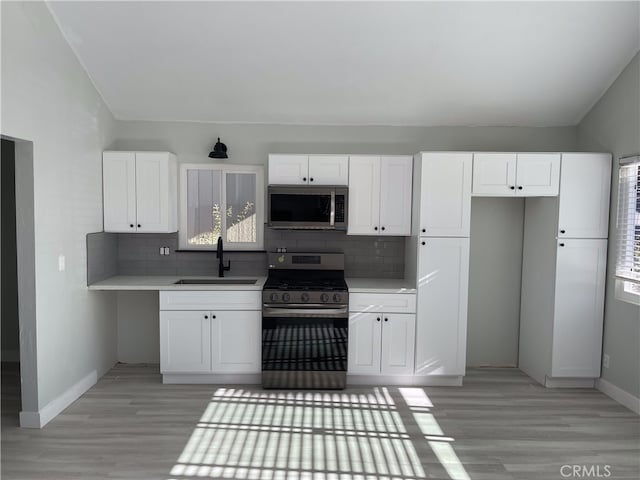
[261,252,348,389]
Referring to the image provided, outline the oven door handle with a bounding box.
[262,305,348,318]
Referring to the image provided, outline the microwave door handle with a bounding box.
[330,190,335,226]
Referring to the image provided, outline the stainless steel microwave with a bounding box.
[267,185,348,230]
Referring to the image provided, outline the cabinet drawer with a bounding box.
[160,291,261,311]
[349,293,416,313]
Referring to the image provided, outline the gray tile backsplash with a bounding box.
[86,232,118,284]
[87,226,405,282]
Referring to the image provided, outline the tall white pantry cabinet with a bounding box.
[408,152,473,383]
[519,153,611,387]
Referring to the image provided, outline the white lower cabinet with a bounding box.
[348,312,415,375]
[211,310,261,373]
[348,312,382,374]
[551,239,607,378]
[159,291,261,380]
[380,313,416,375]
[415,237,470,376]
[348,293,416,376]
[160,311,211,373]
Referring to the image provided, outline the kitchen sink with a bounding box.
[174,278,258,285]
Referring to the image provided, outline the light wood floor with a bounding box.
[1,364,638,480]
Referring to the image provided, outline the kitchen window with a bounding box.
[615,155,640,305]
[179,164,264,250]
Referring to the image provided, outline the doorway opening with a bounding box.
[2,138,21,425]
[1,135,38,428]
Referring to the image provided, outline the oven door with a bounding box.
[262,306,348,389]
[268,187,335,229]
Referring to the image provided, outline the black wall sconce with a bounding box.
[208,137,228,159]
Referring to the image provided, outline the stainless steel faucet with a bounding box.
[217,237,231,277]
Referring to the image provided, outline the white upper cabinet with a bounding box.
[418,152,472,237]
[103,152,137,232]
[472,153,560,197]
[268,154,348,185]
[415,237,470,376]
[103,151,178,233]
[348,155,412,236]
[308,155,349,185]
[515,153,561,196]
[348,156,382,235]
[551,238,607,378]
[557,153,611,239]
[472,153,516,195]
[268,154,309,185]
[379,156,413,235]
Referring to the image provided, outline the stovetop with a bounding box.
[263,278,348,292]
[263,252,348,306]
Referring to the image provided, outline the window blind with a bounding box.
[616,155,640,283]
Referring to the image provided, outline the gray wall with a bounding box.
[578,52,640,398]
[110,121,577,364]
[1,2,118,412]
[467,198,525,367]
[1,139,20,361]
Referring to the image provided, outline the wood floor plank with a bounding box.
[1,364,638,480]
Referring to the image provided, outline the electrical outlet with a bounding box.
[163,247,170,255]
[603,354,610,369]
[159,247,164,256]
[58,254,65,272]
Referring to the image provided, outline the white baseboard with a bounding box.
[1,349,20,362]
[19,370,97,429]
[162,373,261,384]
[596,378,640,415]
[347,374,463,386]
[545,376,595,388]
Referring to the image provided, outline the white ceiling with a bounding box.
[48,1,640,127]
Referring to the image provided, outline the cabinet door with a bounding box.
[415,237,470,376]
[516,153,560,196]
[268,154,309,185]
[348,312,382,374]
[551,239,607,378]
[472,153,517,196]
[103,152,137,232]
[348,156,381,235]
[308,155,349,185]
[380,313,415,375]
[135,152,172,232]
[379,156,413,235]
[558,153,611,238]
[160,311,211,373]
[211,311,261,373]
[419,152,472,237]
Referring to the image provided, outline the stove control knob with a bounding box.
[301,293,310,303]
[282,293,291,302]
[269,293,279,302]
[333,294,342,303]
[320,293,329,303]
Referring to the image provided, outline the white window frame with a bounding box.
[614,155,640,304]
[179,163,264,251]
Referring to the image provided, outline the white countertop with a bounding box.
[345,278,416,294]
[89,275,415,293]
[88,275,267,291]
